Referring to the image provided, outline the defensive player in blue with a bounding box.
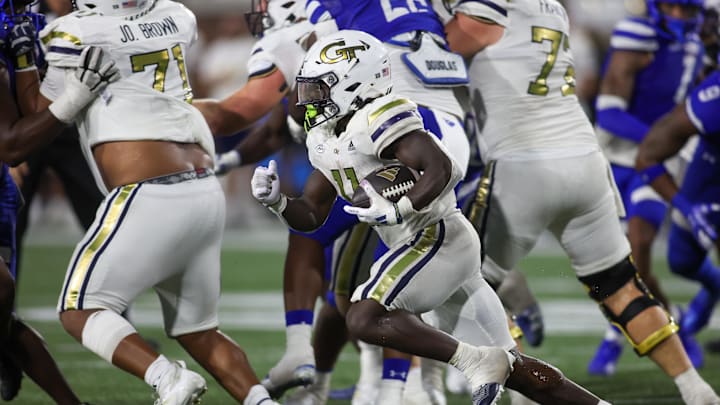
[592,0,706,375]
[0,1,109,403]
[636,65,720,360]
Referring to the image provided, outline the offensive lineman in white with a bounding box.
[31,0,279,404]
[252,29,608,405]
[442,0,720,404]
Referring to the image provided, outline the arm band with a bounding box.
[671,193,692,217]
[596,107,649,143]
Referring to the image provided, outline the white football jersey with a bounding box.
[39,0,214,194]
[247,20,314,88]
[306,95,460,246]
[447,0,598,161]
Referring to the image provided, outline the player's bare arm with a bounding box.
[12,67,43,114]
[383,130,454,210]
[237,101,293,164]
[444,12,504,59]
[636,103,697,200]
[281,169,337,231]
[599,50,653,101]
[194,68,287,136]
[0,73,65,165]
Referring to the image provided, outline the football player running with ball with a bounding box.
[252,29,606,405]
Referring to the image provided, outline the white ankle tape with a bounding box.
[81,310,136,363]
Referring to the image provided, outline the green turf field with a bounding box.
[13,245,720,404]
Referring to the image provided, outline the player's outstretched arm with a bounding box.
[194,69,288,136]
[596,50,653,143]
[252,163,336,231]
[215,101,295,175]
[636,103,696,201]
[637,104,719,248]
[0,46,120,165]
[0,79,64,165]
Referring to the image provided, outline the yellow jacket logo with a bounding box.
[376,167,400,182]
[320,40,370,64]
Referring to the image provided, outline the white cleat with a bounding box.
[465,347,514,405]
[351,382,379,405]
[262,351,316,399]
[153,361,207,405]
[403,367,446,405]
[283,384,328,405]
[472,383,503,405]
[445,365,471,396]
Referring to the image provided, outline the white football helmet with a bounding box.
[296,29,392,130]
[72,0,155,18]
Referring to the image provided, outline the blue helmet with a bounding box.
[0,0,46,67]
[647,0,705,41]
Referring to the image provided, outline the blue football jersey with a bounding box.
[605,17,704,125]
[305,0,445,42]
[687,70,720,141]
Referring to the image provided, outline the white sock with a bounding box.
[674,367,717,403]
[420,358,444,392]
[314,371,332,391]
[357,342,382,388]
[144,355,173,388]
[244,384,273,405]
[377,379,404,405]
[405,367,422,390]
[287,324,312,346]
[286,324,313,354]
[675,368,702,389]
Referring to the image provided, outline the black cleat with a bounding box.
[706,338,720,353]
[0,352,22,401]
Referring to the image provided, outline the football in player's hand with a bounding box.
[351,164,419,208]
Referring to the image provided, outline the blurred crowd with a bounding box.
[24,0,643,233]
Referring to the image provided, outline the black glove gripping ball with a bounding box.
[351,164,420,208]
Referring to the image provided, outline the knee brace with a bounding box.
[578,257,678,356]
[81,310,137,363]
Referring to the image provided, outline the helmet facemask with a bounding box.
[244,0,272,38]
[297,71,342,130]
[245,0,301,38]
[647,0,705,41]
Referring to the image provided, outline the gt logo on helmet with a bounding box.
[320,40,369,64]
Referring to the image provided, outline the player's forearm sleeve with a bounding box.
[596,95,649,143]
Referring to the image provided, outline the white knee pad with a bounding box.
[81,310,136,363]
